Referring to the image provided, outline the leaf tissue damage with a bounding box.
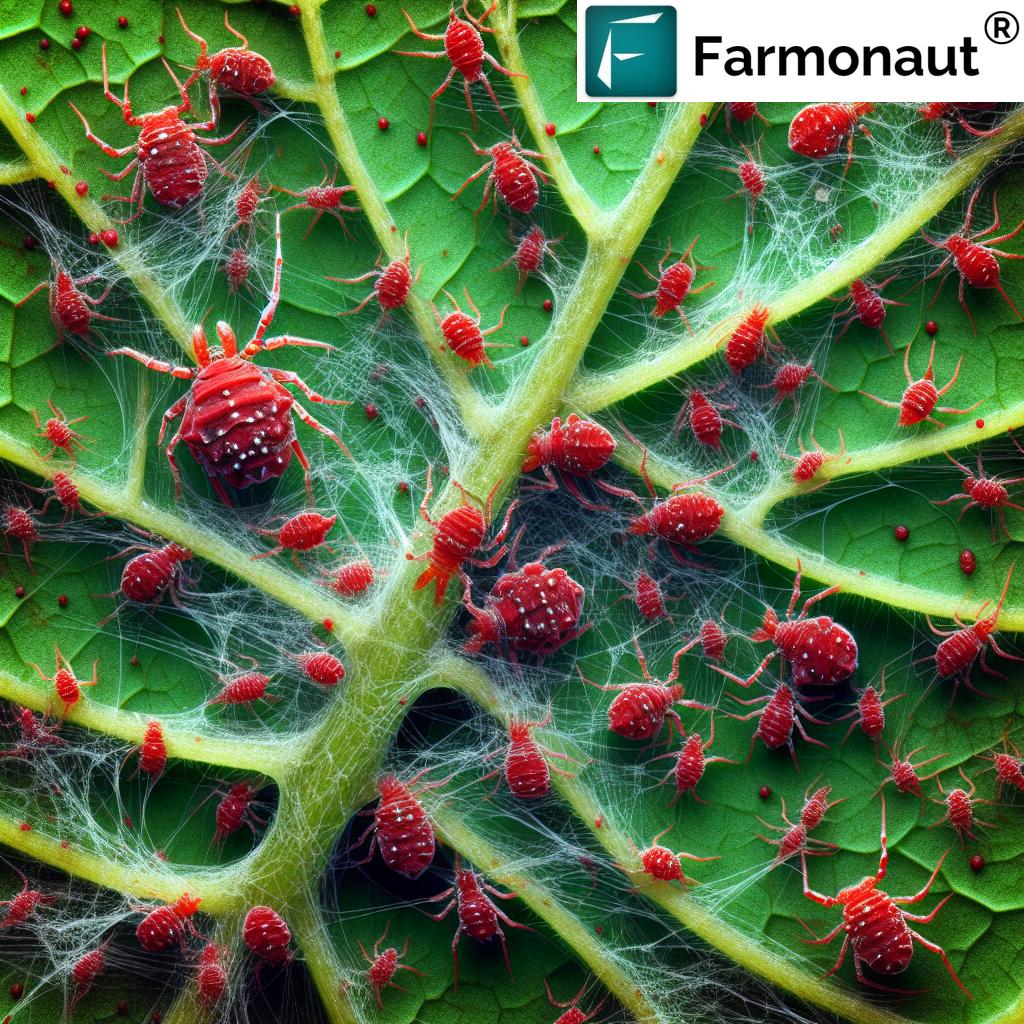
[0,4,1022,1024]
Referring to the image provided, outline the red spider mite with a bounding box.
[177,8,276,120]
[923,565,1022,696]
[0,707,66,759]
[673,388,740,450]
[395,2,524,137]
[837,671,906,752]
[921,187,1024,334]
[283,649,346,687]
[32,400,90,463]
[725,682,829,769]
[799,796,971,998]
[781,430,847,485]
[4,507,39,573]
[451,133,549,215]
[721,559,858,691]
[461,555,587,659]
[233,174,265,236]
[757,361,832,407]
[651,716,736,805]
[100,538,192,625]
[328,237,418,316]
[214,781,265,841]
[873,743,947,798]
[980,735,1024,801]
[960,548,976,575]
[137,719,167,779]
[933,445,1024,541]
[207,665,277,708]
[858,337,981,428]
[27,644,98,715]
[359,921,425,1008]
[522,414,635,511]
[353,768,451,879]
[627,826,718,886]
[108,215,351,506]
[480,711,578,799]
[434,287,509,368]
[69,43,244,220]
[134,893,202,953]
[932,767,992,845]
[243,905,293,969]
[787,102,874,175]
[320,557,375,597]
[721,139,765,233]
[624,429,733,564]
[224,247,252,294]
[544,979,605,1024]
[37,471,84,521]
[918,103,1002,159]
[195,942,228,1007]
[493,225,559,293]
[273,165,359,240]
[722,305,776,373]
[0,867,56,929]
[616,571,682,622]
[578,637,714,742]
[427,859,534,991]
[724,102,770,130]
[252,510,336,562]
[628,237,714,324]
[69,943,108,1014]
[832,276,907,353]
[15,267,116,341]
[699,617,729,661]
[758,787,841,864]
[406,465,518,604]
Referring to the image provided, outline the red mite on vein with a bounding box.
[452,133,549,215]
[788,102,874,175]
[628,237,714,324]
[16,266,116,341]
[799,797,971,998]
[674,388,739,450]
[782,431,847,485]
[273,165,359,240]
[108,215,350,506]
[625,826,718,886]
[196,942,228,1006]
[133,893,202,952]
[320,557,375,597]
[328,236,418,316]
[434,287,508,368]
[858,337,981,428]
[427,859,534,991]
[176,8,276,120]
[480,711,578,799]
[395,2,524,138]
[406,465,517,603]
[283,649,346,687]
[70,42,244,219]
[243,905,293,973]
[27,644,98,715]
[252,510,337,562]
[722,305,776,373]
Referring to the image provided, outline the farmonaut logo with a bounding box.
[581,5,678,99]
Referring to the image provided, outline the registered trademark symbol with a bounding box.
[986,10,1019,43]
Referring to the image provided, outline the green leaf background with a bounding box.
[0,2,1022,1023]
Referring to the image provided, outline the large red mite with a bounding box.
[108,215,349,506]
[70,43,243,219]
[799,797,971,998]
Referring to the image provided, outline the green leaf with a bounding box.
[0,4,1022,1024]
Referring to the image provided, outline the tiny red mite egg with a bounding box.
[20,86,27,95]
[289,4,299,14]
[157,34,165,43]
[416,131,427,147]
[117,15,128,28]
[101,229,119,247]
[960,548,976,575]
[894,524,909,542]
[87,232,99,245]
[749,450,760,462]
[397,481,409,493]
[59,0,73,14]
[543,298,553,312]
[759,785,772,800]
[25,112,35,123]
[58,595,69,608]
[545,122,556,136]
[40,38,50,49]
[970,853,984,871]
[976,418,985,429]
[700,113,708,126]
[647,101,657,108]
[378,116,389,132]
[131,655,139,667]
[520,335,528,346]
[366,3,377,14]
[75,180,88,196]
[925,320,939,336]
[364,403,379,420]
[9,983,23,1000]
[334,50,341,58]
[19,822,29,831]
[76,25,90,38]
[71,38,83,50]
[15,586,25,598]
[323,618,334,632]
[593,145,600,154]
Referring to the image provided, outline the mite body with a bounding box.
[918,102,1002,158]
[109,215,349,506]
[207,668,276,708]
[359,923,425,1008]
[652,718,735,805]
[934,447,1024,540]
[435,287,508,368]
[629,237,713,323]
[253,511,337,561]
[452,134,548,214]
[783,431,846,485]
[28,644,98,714]
[494,225,558,292]
[273,165,359,239]
[16,267,115,341]
[214,781,264,841]
[243,905,292,968]
[1,868,56,929]
[321,558,375,597]
[195,942,228,1007]
[788,102,874,173]
[481,713,577,799]
[329,241,416,315]
[674,389,739,450]
[833,276,905,352]
[134,893,202,953]
[4,506,39,573]
[632,827,717,886]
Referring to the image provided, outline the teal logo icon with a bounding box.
[584,6,677,98]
